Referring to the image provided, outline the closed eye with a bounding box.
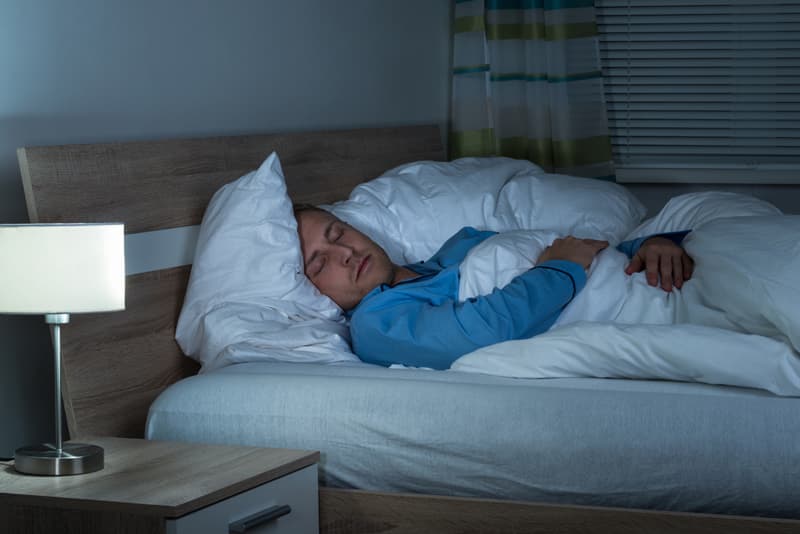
[311,257,326,277]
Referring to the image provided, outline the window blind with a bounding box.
[595,0,800,183]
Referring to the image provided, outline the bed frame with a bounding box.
[17,125,799,533]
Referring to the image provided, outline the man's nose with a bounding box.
[333,243,354,265]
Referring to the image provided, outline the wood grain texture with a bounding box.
[0,437,318,517]
[18,125,444,233]
[318,488,800,534]
[19,125,444,440]
[61,266,199,438]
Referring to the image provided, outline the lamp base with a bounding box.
[14,443,104,476]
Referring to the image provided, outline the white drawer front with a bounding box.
[166,465,318,534]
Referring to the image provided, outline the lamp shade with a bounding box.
[0,224,125,314]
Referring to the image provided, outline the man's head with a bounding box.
[295,205,397,311]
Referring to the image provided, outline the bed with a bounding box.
[17,125,800,533]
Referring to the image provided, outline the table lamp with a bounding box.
[0,223,125,475]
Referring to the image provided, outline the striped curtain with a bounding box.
[451,0,615,179]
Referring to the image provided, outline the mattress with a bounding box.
[146,361,800,518]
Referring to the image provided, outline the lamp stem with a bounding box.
[53,322,63,453]
[46,313,70,454]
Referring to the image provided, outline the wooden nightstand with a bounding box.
[0,436,319,534]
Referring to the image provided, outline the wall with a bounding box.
[0,0,452,458]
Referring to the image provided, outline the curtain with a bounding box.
[450,0,614,179]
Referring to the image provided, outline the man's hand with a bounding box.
[537,236,609,270]
[625,236,694,292]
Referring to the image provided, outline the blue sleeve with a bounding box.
[616,230,691,258]
[350,259,586,370]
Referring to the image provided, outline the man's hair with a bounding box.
[292,203,327,217]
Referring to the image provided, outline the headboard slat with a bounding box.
[19,125,443,233]
[18,125,444,438]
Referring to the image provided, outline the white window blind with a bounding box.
[595,0,800,183]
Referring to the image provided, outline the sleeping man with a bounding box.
[294,204,692,370]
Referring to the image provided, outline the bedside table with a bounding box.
[0,436,319,534]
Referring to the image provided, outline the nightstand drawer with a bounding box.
[166,464,318,534]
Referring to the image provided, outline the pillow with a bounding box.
[175,152,355,372]
[682,214,800,353]
[624,191,783,240]
[495,171,645,243]
[328,157,645,265]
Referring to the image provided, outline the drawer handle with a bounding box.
[229,504,292,533]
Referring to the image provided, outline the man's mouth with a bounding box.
[357,255,370,280]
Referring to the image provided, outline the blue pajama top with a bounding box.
[349,227,689,370]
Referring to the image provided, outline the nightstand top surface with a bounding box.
[0,436,319,517]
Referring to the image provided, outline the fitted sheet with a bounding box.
[146,361,800,518]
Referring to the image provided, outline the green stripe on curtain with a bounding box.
[485,22,597,40]
[454,16,485,34]
[498,136,612,169]
[490,72,531,82]
[450,129,498,159]
[553,136,612,168]
[498,137,553,168]
[452,132,613,170]
[453,64,491,75]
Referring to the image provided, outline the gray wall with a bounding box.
[0,0,452,457]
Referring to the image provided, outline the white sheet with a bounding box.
[453,193,800,396]
[147,360,800,518]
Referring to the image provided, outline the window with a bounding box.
[595,0,800,183]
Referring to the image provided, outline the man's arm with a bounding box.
[350,259,586,370]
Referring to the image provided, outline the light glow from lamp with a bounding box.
[0,223,125,476]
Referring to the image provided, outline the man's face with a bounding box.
[296,209,395,311]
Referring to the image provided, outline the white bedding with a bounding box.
[179,155,799,397]
[147,360,800,518]
[453,193,800,396]
[156,162,800,517]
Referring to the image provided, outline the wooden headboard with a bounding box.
[18,125,445,439]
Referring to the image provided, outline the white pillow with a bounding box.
[683,215,800,353]
[328,157,645,264]
[175,153,354,372]
[495,171,646,243]
[624,191,783,240]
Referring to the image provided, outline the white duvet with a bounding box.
[452,193,800,397]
